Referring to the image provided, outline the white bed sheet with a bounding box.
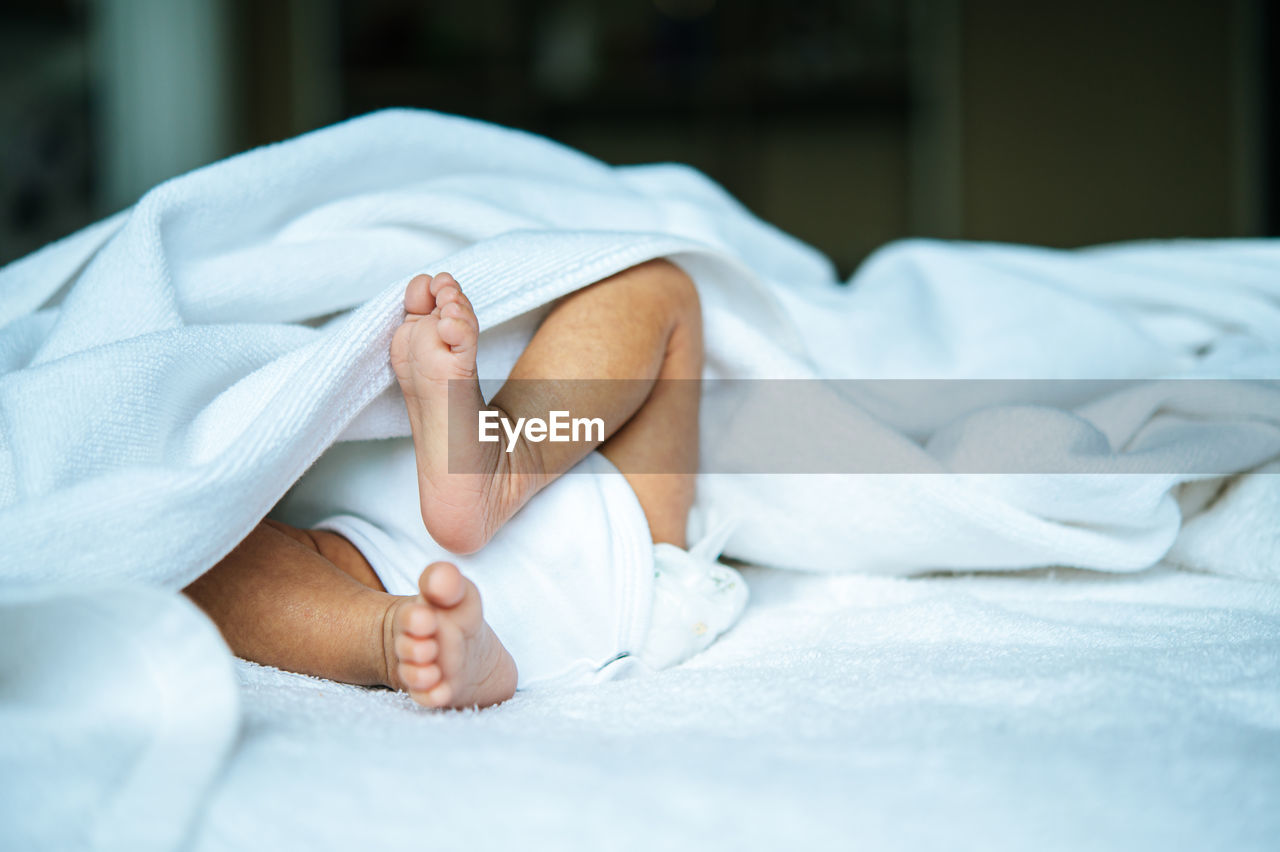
[193,564,1279,851]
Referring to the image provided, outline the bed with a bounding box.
[2,109,1277,851]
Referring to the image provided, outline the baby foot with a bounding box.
[385,562,517,709]
[390,273,536,554]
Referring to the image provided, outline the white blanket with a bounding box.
[2,109,1279,850]
[2,109,1278,587]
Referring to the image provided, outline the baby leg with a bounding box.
[183,520,517,709]
[184,260,701,706]
[499,261,702,546]
[391,259,701,552]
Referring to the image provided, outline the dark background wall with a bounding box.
[1,0,1274,276]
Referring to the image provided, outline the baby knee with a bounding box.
[640,258,701,328]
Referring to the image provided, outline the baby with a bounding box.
[184,258,711,709]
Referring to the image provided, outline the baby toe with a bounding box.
[423,682,453,709]
[396,634,438,665]
[437,317,477,351]
[428,272,458,297]
[421,562,467,609]
[443,300,479,329]
[396,601,437,638]
[400,662,442,692]
[404,274,434,315]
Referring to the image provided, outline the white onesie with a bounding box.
[273,437,746,689]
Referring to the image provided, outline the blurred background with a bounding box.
[1,0,1275,275]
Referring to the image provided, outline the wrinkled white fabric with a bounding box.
[0,585,238,852]
[635,538,749,671]
[2,110,1278,588]
[2,109,1280,852]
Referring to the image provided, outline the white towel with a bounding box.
[3,109,1279,589]
[0,109,805,590]
[0,584,238,852]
